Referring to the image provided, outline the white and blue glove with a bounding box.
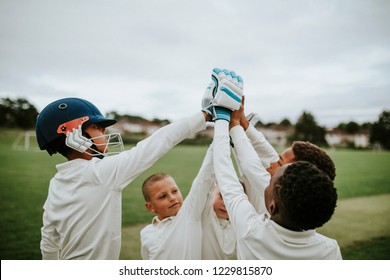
[202,68,244,122]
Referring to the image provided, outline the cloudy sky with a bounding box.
[0,0,389,127]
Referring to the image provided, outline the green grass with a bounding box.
[341,236,390,260]
[328,149,390,198]
[0,129,390,259]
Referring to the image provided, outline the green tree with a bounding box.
[361,122,372,131]
[345,121,360,134]
[290,111,327,146]
[279,118,292,127]
[370,110,390,150]
[0,97,39,129]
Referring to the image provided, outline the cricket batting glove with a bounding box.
[210,68,244,121]
[201,82,214,118]
[201,81,232,122]
[211,68,243,109]
[247,112,262,127]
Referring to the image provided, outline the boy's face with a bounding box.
[145,176,183,220]
[212,184,229,220]
[266,147,295,176]
[84,123,107,152]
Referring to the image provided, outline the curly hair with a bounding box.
[292,141,336,180]
[275,161,337,230]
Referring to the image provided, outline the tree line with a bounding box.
[1,97,389,150]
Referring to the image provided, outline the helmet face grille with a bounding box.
[64,125,124,157]
[84,132,124,157]
[35,98,116,153]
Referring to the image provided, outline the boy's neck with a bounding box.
[271,215,304,232]
[67,150,92,161]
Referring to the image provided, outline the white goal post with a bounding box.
[12,131,40,151]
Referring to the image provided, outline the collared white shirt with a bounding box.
[213,120,342,260]
[201,203,236,259]
[40,112,206,260]
[140,216,175,260]
[230,125,275,214]
[140,144,215,260]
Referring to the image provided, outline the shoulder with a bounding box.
[140,223,154,235]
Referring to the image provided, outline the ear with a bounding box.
[268,200,278,216]
[145,201,156,214]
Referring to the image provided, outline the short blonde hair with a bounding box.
[142,173,171,201]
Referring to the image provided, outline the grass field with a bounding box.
[1,129,389,260]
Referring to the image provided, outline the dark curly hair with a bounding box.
[292,141,336,181]
[274,161,337,230]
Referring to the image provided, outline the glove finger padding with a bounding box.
[201,82,215,119]
[211,68,243,111]
[201,81,233,122]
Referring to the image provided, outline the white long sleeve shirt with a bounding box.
[200,145,236,260]
[140,144,215,260]
[244,124,279,169]
[201,200,236,259]
[40,112,206,260]
[213,120,342,260]
[230,125,275,214]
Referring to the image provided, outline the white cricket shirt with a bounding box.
[201,200,236,260]
[200,144,236,260]
[230,125,275,214]
[140,144,215,260]
[40,112,206,260]
[213,120,342,260]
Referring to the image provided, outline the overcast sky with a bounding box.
[1,0,389,127]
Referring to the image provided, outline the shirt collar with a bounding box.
[269,218,316,245]
[152,215,173,225]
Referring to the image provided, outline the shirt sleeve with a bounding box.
[96,112,207,190]
[179,143,215,221]
[245,124,279,168]
[140,228,150,260]
[213,120,261,239]
[40,210,60,260]
[230,126,270,214]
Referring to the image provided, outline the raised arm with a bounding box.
[96,112,209,191]
[178,143,215,221]
[229,102,272,214]
[205,68,260,238]
[213,119,260,238]
[244,113,279,169]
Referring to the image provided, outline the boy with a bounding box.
[36,97,210,259]
[211,75,342,259]
[140,144,215,259]
[140,145,237,260]
[141,68,243,260]
[201,183,236,259]
[230,101,336,214]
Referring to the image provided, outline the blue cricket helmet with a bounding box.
[36,97,116,155]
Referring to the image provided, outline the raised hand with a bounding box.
[201,68,244,122]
